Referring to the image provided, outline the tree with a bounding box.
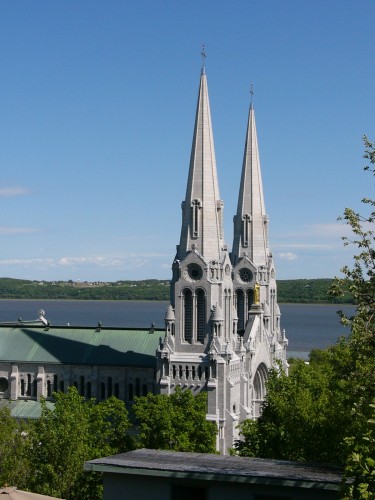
[328,136,375,428]
[0,406,31,489]
[235,137,375,471]
[342,401,375,499]
[29,387,131,500]
[133,386,217,453]
[235,359,343,463]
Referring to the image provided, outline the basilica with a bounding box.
[0,65,287,454]
[156,65,287,452]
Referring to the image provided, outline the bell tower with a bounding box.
[157,61,239,454]
[231,94,288,416]
[156,66,287,454]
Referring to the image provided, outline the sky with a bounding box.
[1,1,374,282]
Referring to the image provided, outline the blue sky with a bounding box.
[1,1,374,281]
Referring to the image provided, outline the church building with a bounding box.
[156,65,287,453]
[0,64,287,454]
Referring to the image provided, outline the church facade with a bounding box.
[156,67,287,453]
[0,66,287,454]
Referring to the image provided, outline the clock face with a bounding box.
[186,263,203,281]
[239,268,253,283]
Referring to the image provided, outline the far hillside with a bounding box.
[0,277,353,303]
[277,278,352,303]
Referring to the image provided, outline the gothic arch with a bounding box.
[183,288,193,342]
[252,363,269,418]
[183,287,206,343]
[253,362,268,401]
[196,287,206,343]
[236,288,245,333]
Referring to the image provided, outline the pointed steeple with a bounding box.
[176,69,224,262]
[232,101,269,266]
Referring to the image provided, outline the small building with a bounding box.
[85,448,343,500]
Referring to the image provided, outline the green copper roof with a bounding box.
[0,398,54,419]
[0,325,163,367]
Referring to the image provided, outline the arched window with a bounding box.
[80,376,85,397]
[32,379,37,398]
[53,375,58,392]
[86,382,92,399]
[247,289,254,310]
[142,384,147,396]
[101,382,105,400]
[253,363,268,401]
[184,289,193,342]
[196,289,206,343]
[128,383,134,401]
[242,214,251,247]
[270,289,276,331]
[108,377,112,397]
[114,383,119,398]
[191,199,201,238]
[20,379,25,396]
[47,380,52,398]
[236,289,245,333]
[135,378,140,397]
[60,380,65,393]
[27,374,32,397]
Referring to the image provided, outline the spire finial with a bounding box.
[201,44,206,74]
[250,82,254,105]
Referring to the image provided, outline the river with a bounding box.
[0,300,355,360]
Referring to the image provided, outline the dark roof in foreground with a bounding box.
[85,449,343,491]
[0,324,163,367]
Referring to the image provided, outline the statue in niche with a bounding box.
[254,281,260,304]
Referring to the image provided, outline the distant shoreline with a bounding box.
[0,277,353,304]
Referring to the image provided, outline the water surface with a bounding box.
[0,300,355,359]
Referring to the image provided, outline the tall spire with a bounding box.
[176,68,225,262]
[232,99,269,266]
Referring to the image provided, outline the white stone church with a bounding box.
[0,65,287,454]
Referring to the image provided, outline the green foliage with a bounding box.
[342,401,375,499]
[133,386,217,453]
[235,362,345,463]
[29,387,132,500]
[235,138,375,475]
[0,277,352,303]
[277,278,353,303]
[0,406,32,489]
[0,387,217,497]
[0,278,170,301]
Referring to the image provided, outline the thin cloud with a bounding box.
[0,253,171,272]
[0,187,31,197]
[0,258,55,266]
[0,226,40,235]
[278,252,298,261]
[282,222,352,240]
[273,222,355,252]
[275,243,335,250]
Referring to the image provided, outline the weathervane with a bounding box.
[201,44,206,72]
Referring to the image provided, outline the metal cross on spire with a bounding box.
[250,82,254,104]
[201,44,206,73]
